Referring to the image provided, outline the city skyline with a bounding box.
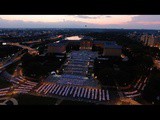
[0,15,160,29]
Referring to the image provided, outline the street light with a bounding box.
[56,70,59,74]
[92,73,94,77]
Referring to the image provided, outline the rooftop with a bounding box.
[48,40,68,47]
[82,36,93,40]
[93,41,106,44]
[104,41,122,49]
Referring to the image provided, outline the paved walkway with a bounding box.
[0,97,18,105]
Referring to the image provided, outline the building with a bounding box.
[47,36,122,56]
[80,39,93,50]
[102,41,122,56]
[140,34,149,45]
[47,41,68,54]
[93,41,105,48]
[154,36,160,48]
[140,34,147,43]
[80,36,93,50]
[147,35,155,47]
[93,41,122,57]
[140,34,160,48]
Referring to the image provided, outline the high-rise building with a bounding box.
[154,36,160,49]
[140,34,160,48]
[148,35,155,47]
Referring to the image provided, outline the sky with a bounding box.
[0,15,160,29]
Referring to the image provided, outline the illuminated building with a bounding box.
[47,36,122,56]
[140,34,160,48]
[147,35,155,47]
[80,36,93,50]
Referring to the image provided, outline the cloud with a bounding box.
[0,16,160,29]
[75,15,100,19]
[117,15,160,29]
[104,16,111,18]
[0,17,100,28]
[75,15,112,19]
[131,15,160,22]
[127,15,160,25]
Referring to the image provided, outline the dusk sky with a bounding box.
[0,15,160,29]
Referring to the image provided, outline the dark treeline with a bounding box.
[21,53,66,80]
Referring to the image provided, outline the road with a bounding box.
[122,67,152,105]
[113,79,124,99]
[0,53,25,71]
[55,99,64,105]
[6,42,39,55]
[12,63,23,77]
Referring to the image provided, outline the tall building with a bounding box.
[140,34,160,48]
[154,36,160,49]
[140,34,146,42]
[147,35,155,47]
[140,34,149,45]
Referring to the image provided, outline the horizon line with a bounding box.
[0,28,160,30]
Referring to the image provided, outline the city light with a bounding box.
[0,20,160,105]
[2,43,7,45]
[92,73,94,77]
[56,70,59,74]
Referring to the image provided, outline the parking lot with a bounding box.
[35,82,111,103]
[41,50,120,103]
